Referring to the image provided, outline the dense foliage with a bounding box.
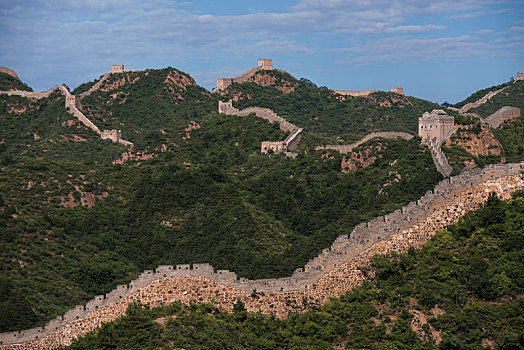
[0,128,440,331]
[0,92,125,162]
[0,72,33,91]
[63,192,524,349]
[80,68,217,148]
[492,112,524,163]
[1,67,522,336]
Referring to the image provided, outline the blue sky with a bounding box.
[0,0,522,103]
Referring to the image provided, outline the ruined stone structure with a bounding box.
[315,132,413,154]
[101,130,122,143]
[517,72,524,81]
[111,65,124,74]
[0,66,20,80]
[215,58,283,91]
[418,109,455,144]
[334,86,404,97]
[1,162,522,349]
[218,100,303,155]
[257,58,273,70]
[390,86,404,95]
[261,141,285,153]
[483,106,521,128]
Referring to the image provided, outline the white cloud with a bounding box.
[385,24,446,33]
[448,8,507,19]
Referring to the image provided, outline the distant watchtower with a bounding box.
[258,59,273,70]
[418,110,454,144]
[517,72,524,81]
[390,87,404,95]
[111,65,124,74]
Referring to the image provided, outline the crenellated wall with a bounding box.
[1,161,522,347]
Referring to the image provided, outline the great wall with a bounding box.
[1,62,523,348]
[1,161,522,349]
[315,132,413,154]
[0,65,133,146]
[218,99,303,156]
[334,86,404,97]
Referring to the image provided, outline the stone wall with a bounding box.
[218,100,303,155]
[460,86,509,113]
[333,89,378,97]
[0,86,62,99]
[333,86,404,97]
[315,132,413,154]
[0,67,20,80]
[1,80,132,146]
[1,162,522,349]
[214,58,279,92]
[483,106,521,128]
[79,72,111,99]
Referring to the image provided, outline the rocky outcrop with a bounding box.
[315,132,414,154]
[1,162,522,349]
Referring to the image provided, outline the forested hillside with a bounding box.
[62,192,524,349]
[1,66,523,338]
[0,72,32,92]
[467,80,524,118]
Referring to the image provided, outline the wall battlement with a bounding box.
[1,161,522,346]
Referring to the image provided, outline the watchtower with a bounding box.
[517,72,524,81]
[390,87,404,95]
[418,110,454,144]
[111,65,124,74]
[258,59,273,70]
[65,95,81,109]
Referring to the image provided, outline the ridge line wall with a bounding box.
[460,86,509,113]
[2,161,522,346]
[315,132,413,154]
